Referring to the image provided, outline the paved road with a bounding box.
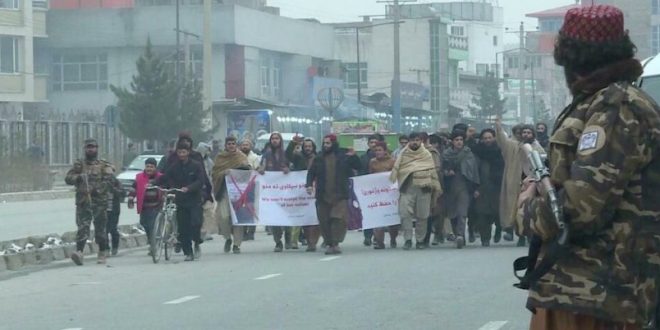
[0,198,139,241]
[0,232,531,330]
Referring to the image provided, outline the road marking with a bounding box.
[478,321,508,330]
[319,256,341,262]
[254,273,282,280]
[61,328,83,330]
[163,295,200,305]
[70,282,101,286]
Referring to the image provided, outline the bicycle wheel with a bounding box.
[164,218,172,261]
[151,212,166,264]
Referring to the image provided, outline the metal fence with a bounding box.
[0,118,129,193]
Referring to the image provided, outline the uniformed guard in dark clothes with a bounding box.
[517,5,660,329]
[65,138,117,265]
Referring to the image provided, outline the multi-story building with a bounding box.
[397,1,504,127]
[333,17,448,132]
[43,0,341,140]
[501,4,578,124]
[0,0,48,118]
[333,1,503,131]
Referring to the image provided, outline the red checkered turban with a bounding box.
[559,5,625,43]
[324,134,337,142]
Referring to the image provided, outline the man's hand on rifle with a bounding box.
[518,179,538,208]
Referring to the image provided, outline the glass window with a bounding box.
[0,36,18,73]
[450,26,464,36]
[32,0,48,9]
[0,0,19,9]
[52,53,108,91]
[343,62,368,89]
[653,0,659,15]
[493,36,498,46]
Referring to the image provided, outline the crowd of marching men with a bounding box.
[125,120,549,259]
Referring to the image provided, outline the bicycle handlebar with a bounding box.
[146,186,186,193]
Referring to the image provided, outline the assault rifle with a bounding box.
[513,144,570,291]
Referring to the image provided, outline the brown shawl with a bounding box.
[211,151,249,195]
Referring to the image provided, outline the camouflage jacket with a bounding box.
[520,61,660,326]
[65,158,117,207]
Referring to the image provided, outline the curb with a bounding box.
[0,189,74,203]
[1,234,147,272]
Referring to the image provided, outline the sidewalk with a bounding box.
[0,182,73,203]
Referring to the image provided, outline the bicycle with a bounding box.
[149,186,184,264]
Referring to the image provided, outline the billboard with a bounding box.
[226,110,271,142]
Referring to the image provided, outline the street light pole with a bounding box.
[392,0,402,132]
[355,27,361,104]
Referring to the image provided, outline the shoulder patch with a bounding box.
[578,126,606,155]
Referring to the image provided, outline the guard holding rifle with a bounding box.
[65,138,117,265]
[516,5,660,330]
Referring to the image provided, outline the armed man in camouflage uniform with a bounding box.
[517,5,660,330]
[65,138,117,265]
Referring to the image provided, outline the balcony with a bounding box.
[449,35,468,61]
[0,74,24,94]
[0,8,23,27]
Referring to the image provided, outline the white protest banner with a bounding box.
[226,170,259,226]
[256,171,319,226]
[350,172,400,230]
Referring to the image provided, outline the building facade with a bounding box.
[43,1,341,141]
[0,0,48,118]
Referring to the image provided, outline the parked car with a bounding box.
[116,154,163,200]
[638,54,660,104]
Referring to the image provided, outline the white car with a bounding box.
[116,154,163,199]
[638,54,660,104]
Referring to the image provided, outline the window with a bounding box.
[493,36,498,46]
[0,36,19,73]
[52,54,108,91]
[32,0,48,9]
[653,0,660,15]
[161,49,203,82]
[343,62,368,89]
[507,56,519,69]
[539,19,563,33]
[653,25,660,55]
[259,54,281,98]
[0,0,19,9]
[526,56,542,69]
[450,26,464,36]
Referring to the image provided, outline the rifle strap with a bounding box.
[513,239,570,291]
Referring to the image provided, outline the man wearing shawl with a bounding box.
[212,136,251,254]
[390,132,442,250]
[442,131,480,249]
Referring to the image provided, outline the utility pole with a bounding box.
[203,0,213,131]
[355,27,362,104]
[176,0,181,110]
[530,58,537,123]
[518,21,526,123]
[377,0,416,132]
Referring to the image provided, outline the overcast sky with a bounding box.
[268,0,576,43]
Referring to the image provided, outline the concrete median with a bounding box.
[0,229,149,274]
